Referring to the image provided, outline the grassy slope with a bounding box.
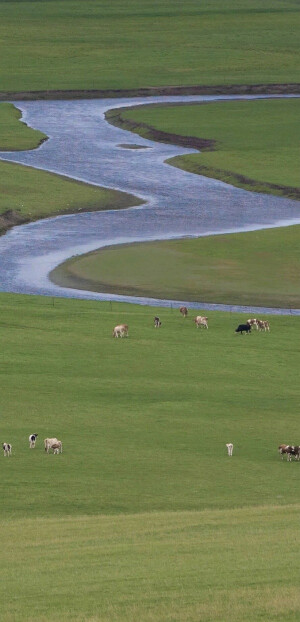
[50,226,300,308]
[119,98,300,197]
[0,292,299,620]
[0,1,299,92]
[0,103,142,226]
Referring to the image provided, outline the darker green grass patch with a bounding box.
[50,226,300,308]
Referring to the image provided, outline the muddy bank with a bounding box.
[0,209,29,234]
[0,83,299,101]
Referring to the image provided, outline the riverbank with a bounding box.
[1,83,300,102]
[106,98,300,200]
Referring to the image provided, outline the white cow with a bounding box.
[226,443,233,456]
[113,324,129,338]
[194,316,208,329]
[44,437,59,453]
[3,443,12,457]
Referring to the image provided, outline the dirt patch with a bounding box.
[0,83,299,101]
[0,210,29,233]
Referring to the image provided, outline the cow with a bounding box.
[247,318,259,330]
[44,437,59,453]
[3,443,12,457]
[194,316,208,329]
[51,441,63,455]
[226,443,233,456]
[257,320,270,332]
[278,444,293,461]
[154,316,161,328]
[235,323,251,334]
[113,324,129,338]
[179,306,188,317]
[29,433,38,449]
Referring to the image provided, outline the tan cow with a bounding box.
[194,315,208,329]
[113,324,129,338]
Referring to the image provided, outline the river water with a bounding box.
[0,94,299,315]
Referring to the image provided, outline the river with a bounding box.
[0,94,299,315]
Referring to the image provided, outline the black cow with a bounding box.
[235,324,251,335]
[154,316,161,328]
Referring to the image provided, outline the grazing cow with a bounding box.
[51,441,63,455]
[113,324,129,338]
[247,318,259,330]
[3,443,12,457]
[194,316,208,329]
[44,437,59,453]
[29,433,38,448]
[226,443,233,456]
[257,320,270,332]
[154,316,161,328]
[278,444,294,461]
[235,323,251,334]
[179,306,188,317]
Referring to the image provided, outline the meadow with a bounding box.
[0,292,299,620]
[51,226,300,308]
[0,0,299,93]
[114,98,300,198]
[0,103,142,231]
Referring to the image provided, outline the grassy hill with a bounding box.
[0,292,299,619]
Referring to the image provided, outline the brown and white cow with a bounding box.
[278,444,293,461]
[179,306,188,317]
[257,320,270,332]
[194,316,208,329]
[113,324,129,338]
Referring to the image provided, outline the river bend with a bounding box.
[0,94,299,315]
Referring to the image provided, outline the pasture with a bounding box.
[0,0,299,93]
[115,98,300,198]
[50,225,300,308]
[0,292,299,620]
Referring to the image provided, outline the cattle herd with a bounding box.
[2,309,279,460]
[2,434,62,457]
[113,309,270,338]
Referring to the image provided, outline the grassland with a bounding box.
[0,292,299,620]
[113,98,300,198]
[0,1,299,93]
[50,226,300,308]
[0,102,142,232]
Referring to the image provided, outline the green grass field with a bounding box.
[0,103,142,229]
[0,293,299,620]
[0,0,299,92]
[50,226,300,309]
[117,98,300,198]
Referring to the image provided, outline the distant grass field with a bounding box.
[0,0,299,92]
[0,292,299,620]
[0,103,142,228]
[118,98,300,198]
[50,226,300,308]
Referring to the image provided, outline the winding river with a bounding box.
[0,94,299,315]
